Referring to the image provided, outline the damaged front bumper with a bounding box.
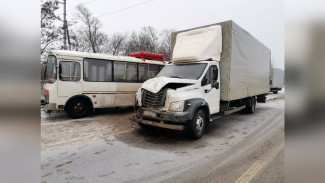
[130,116,185,130]
[131,108,190,130]
[137,108,190,123]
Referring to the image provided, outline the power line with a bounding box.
[63,0,67,50]
[97,0,155,18]
[67,0,96,12]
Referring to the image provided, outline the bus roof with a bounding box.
[49,50,167,65]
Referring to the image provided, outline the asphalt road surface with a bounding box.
[41,92,284,183]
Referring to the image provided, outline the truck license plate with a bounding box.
[143,111,156,117]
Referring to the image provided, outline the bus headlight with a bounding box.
[168,101,185,112]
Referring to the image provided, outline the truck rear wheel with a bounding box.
[245,97,256,114]
[67,98,91,119]
[186,109,206,140]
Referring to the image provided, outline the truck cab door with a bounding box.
[201,65,220,114]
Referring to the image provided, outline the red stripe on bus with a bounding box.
[83,91,137,93]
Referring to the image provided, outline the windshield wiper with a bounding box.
[169,75,183,79]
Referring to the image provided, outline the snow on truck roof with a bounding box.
[49,50,166,65]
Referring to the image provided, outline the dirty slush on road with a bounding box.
[41,107,135,152]
[41,92,284,183]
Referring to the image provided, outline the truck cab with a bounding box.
[134,61,222,138]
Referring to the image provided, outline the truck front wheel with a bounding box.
[186,109,206,140]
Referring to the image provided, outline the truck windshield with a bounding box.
[45,55,57,83]
[157,63,207,80]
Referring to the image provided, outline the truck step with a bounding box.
[224,106,246,115]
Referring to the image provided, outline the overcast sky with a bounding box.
[57,0,284,69]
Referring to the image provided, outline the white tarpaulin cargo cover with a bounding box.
[171,20,271,101]
[271,68,284,88]
[172,25,222,62]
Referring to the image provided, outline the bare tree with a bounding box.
[121,26,160,55]
[123,31,141,55]
[157,29,174,61]
[74,4,106,53]
[140,26,158,52]
[41,1,175,62]
[103,33,127,56]
[41,0,62,58]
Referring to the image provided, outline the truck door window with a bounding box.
[201,65,218,86]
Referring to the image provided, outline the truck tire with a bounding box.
[67,98,91,119]
[186,109,206,140]
[273,89,278,94]
[246,97,256,114]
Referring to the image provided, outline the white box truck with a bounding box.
[270,68,284,94]
[131,20,271,139]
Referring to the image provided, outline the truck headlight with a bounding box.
[168,101,185,112]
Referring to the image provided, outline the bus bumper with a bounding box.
[44,103,56,112]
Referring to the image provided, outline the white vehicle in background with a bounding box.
[43,50,166,118]
[270,68,284,94]
[132,21,271,139]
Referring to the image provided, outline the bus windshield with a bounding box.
[45,55,57,83]
[157,63,207,80]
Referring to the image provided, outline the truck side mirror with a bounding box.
[211,81,219,89]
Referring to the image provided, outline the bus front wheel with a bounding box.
[67,98,91,119]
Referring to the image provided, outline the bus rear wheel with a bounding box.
[67,98,91,119]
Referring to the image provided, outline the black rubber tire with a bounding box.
[186,109,206,140]
[246,97,256,114]
[67,98,91,119]
[273,89,278,94]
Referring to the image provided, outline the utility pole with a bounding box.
[63,0,67,50]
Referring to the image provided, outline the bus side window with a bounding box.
[59,61,80,81]
[114,61,126,82]
[149,64,160,79]
[84,58,112,82]
[126,62,137,82]
[139,64,149,82]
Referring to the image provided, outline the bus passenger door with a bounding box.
[57,61,82,97]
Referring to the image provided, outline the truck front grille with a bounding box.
[141,89,167,108]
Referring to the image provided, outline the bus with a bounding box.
[43,50,166,119]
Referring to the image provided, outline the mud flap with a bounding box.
[257,94,266,103]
